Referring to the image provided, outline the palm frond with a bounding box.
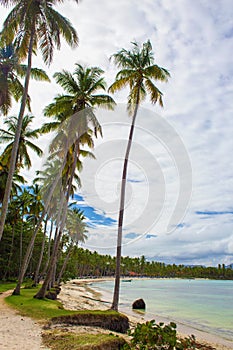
[108,77,130,94]
[145,78,164,106]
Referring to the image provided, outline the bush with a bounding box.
[123,320,216,350]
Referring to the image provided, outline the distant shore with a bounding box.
[58,278,233,350]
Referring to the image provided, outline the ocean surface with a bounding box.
[91,278,233,341]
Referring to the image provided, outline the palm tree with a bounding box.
[0,0,79,241]
[109,40,170,311]
[56,207,87,284]
[0,43,50,116]
[0,114,43,169]
[33,64,115,298]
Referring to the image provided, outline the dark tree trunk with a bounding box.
[111,96,140,311]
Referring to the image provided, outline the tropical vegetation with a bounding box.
[1,5,231,350]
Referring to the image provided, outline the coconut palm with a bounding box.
[0,0,79,241]
[0,43,50,115]
[109,40,170,311]
[56,207,87,284]
[0,114,43,169]
[33,65,115,298]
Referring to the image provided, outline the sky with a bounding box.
[1,0,233,266]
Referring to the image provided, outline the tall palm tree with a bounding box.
[33,64,115,298]
[0,114,43,169]
[0,0,79,241]
[109,40,170,311]
[0,43,50,115]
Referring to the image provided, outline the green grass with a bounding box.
[42,330,126,350]
[0,282,17,293]
[5,286,77,320]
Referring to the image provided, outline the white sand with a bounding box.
[0,290,49,350]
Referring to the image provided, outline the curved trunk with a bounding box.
[34,142,80,299]
[0,28,35,242]
[56,244,73,285]
[41,219,53,277]
[12,133,70,295]
[33,218,47,285]
[111,96,140,311]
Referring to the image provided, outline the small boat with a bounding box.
[122,279,132,282]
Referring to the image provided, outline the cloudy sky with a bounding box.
[1,0,233,266]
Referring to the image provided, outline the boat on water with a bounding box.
[121,279,132,282]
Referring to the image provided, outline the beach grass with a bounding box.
[5,286,77,320]
[0,282,17,293]
[42,330,126,350]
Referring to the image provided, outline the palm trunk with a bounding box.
[41,219,53,277]
[34,142,79,299]
[111,97,140,311]
[12,138,70,295]
[3,223,15,280]
[33,218,47,285]
[57,244,73,285]
[0,28,35,242]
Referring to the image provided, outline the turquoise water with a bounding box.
[92,279,233,340]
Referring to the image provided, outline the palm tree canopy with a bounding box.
[0,114,43,169]
[0,0,79,65]
[0,156,25,202]
[66,207,87,244]
[0,43,50,115]
[109,40,170,114]
[42,64,116,138]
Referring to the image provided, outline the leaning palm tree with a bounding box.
[0,43,50,115]
[0,0,79,241]
[33,64,115,299]
[0,114,43,169]
[109,40,170,311]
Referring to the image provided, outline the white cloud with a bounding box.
[1,0,233,265]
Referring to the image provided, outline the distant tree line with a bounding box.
[3,221,232,281]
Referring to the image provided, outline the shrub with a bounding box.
[123,320,216,350]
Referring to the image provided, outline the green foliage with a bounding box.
[0,282,17,293]
[123,321,216,350]
[123,320,179,349]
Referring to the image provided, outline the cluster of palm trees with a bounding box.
[0,0,169,310]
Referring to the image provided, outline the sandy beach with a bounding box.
[57,278,233,350]
[0,279,232,349]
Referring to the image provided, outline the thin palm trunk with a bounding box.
[57,244,73,285]
[33,219,47,285]
[0,28,35,241]
[3,223,15,280]
[12,138,69,295]
[111,95,140,311]
[41,219,53,277]
[35,142,79,298]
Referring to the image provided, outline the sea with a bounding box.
[91,278,233,341]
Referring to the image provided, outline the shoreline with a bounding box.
[58,278,233,350]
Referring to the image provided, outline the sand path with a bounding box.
[0,291,49,350]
